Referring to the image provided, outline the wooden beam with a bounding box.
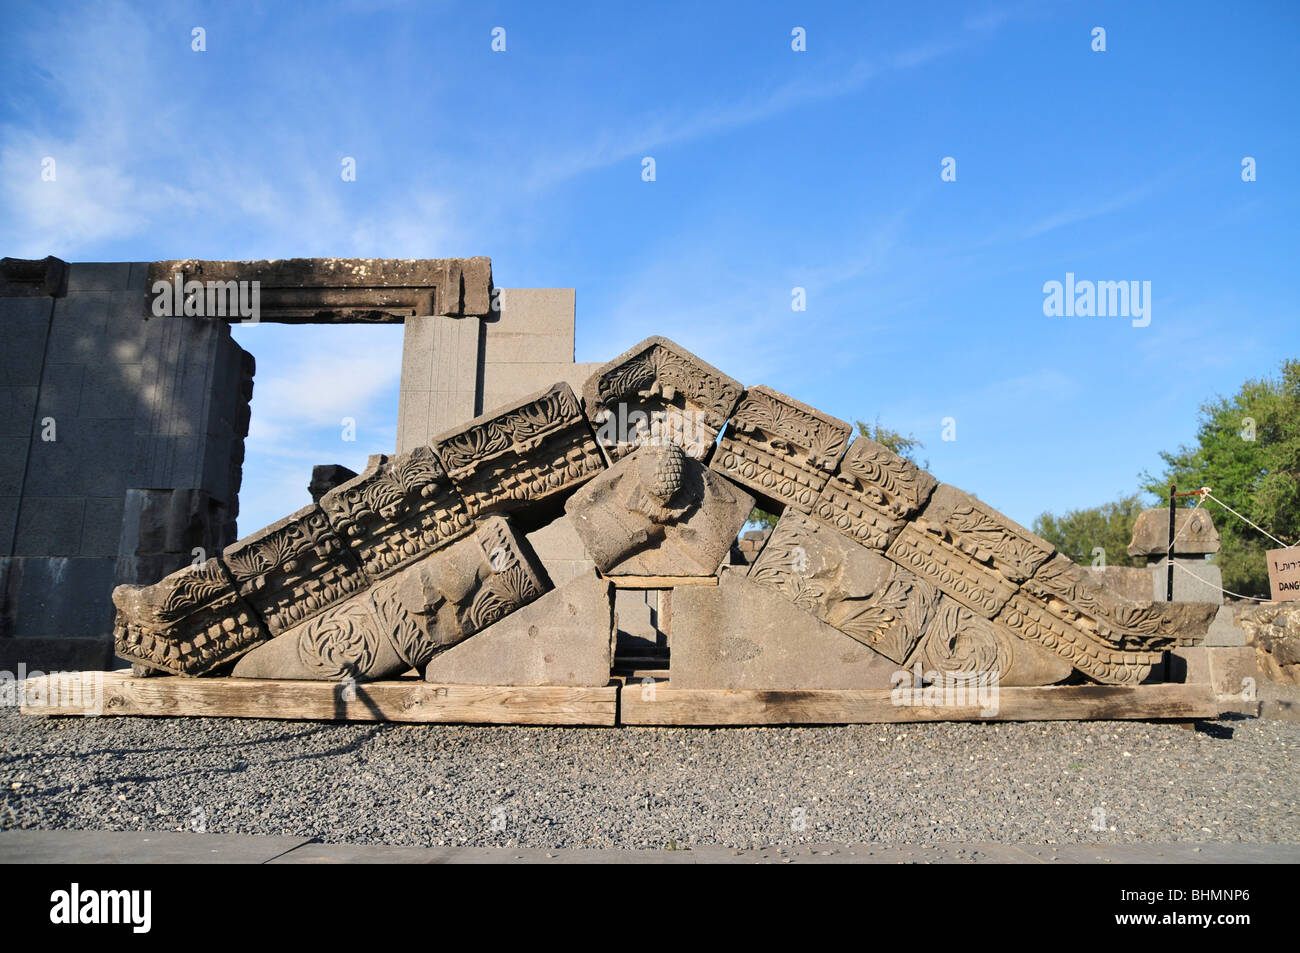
[19,672,618,726]
[618,682,1221,726]
[607,575,718,588]
[16,673,1224,727]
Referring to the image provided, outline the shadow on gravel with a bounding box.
[262,725,386,765]
[3,722,347,762]
[1194,721,1235,739]
[8,763,260,803]
[2,724,387,795]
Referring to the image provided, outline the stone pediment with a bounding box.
[113,334,1217,694]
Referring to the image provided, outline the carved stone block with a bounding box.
[230,573,418,681]
[671,571,899,689]
[710,386,851,514]
[991,552,1218,684]
[433,382,607,519]
[318,446,473,580]
[902,595,1072,688]
[884,522,1017,619]
[914,484,1054,584]
[423,572,615,686]
[749,511,937,664]
[1023,553,1218,650]
[222,503,367,636]
[564,442,754,576]
[231,517,549,681]
[1128,507,1221,557]
[112,559,269,676]
[392,516,550,660]
[994,592,1164,685]
[582,336,743,463]
[810,436,938,549]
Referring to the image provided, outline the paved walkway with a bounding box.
[1,831,1295,864]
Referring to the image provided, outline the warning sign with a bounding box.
[1266,548,1300,602]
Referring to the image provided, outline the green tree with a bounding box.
[1032,494,1148,568]
[1140,358,1300,597]
[747,417,927,528]
[856,416,927,468]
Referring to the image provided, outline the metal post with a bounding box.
[1167,484,1176,602]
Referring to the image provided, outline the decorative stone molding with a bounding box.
[319,446,472,580]
[885,522,1018,619]
[221,503,367,636]
[711,386,851,514]
[112,558,269,675]
[582,335,743,463]
[433,382,606,519]
[810,436,937,550]
[914,484,1055,585]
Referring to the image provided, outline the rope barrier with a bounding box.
[1201,490,1296,550]
[1157,484,1292,603]
[1170,558,1276,604]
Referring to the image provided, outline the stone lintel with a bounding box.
[146,257,493,321]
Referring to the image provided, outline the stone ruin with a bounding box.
[0,255,588,673]
[109,333,1219,695]
[3,254,1231,721]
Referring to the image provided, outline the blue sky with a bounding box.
[2,0,1297,534]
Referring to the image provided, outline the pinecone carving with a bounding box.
[641,441,685,503]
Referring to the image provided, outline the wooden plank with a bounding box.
[618,682,1221,726]
[16,673,1222,727]
[19,672,618,726]
[607,575,718,588]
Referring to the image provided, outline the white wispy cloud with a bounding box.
[1018,183,1159,240]
[519,24,1009,192]
[0,0,473,260]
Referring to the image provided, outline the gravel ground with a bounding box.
[2,708,1298,850]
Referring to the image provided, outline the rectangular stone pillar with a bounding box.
[395,289,601,454]
[1149,557,1224,603]
[396,314,482,453]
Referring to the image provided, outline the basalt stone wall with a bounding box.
[0,258,253,672]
